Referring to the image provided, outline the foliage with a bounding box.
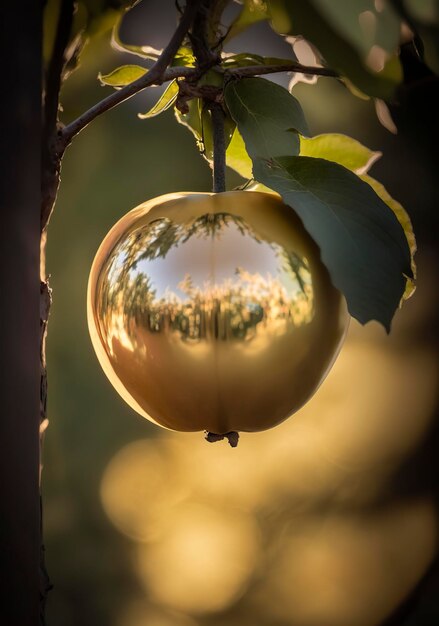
[46,0,434,329]
[43,0,138,80]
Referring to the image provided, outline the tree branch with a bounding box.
[60,56,340,148]
[225,62,339,79]
[190,0,218,68]
[174,61,340,101]
[60,0,201,147]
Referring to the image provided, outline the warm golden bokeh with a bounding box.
[117,602,197,626]
[100,310,438,624]
[135,503,260,614]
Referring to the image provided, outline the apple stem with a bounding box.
[210,102,227,193]
[204,430,240,447]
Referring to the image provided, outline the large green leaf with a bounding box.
[268,0,402,99]
[298,133,416,298]
[225,77,309,160]
[98,64,146,87]
[253,156,412,330]
[300,133,381,175]
[138,80,179,119]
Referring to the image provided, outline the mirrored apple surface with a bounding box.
[88,192,349,433]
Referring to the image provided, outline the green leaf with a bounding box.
[174,99,204,152]
[253,155,412,330]
[225,77,309,160]
[298,133,416,298]
[44,0,136,77]
[172,46,196,68]
[299,133,382,175]
[98,64,146,87]
[111,13,161,59]
[361,175,417,301]
[226,128,253,178]
[225,128,276,193]
[298,133,416,300]
[138,80,179,119]
[268,0,403,99]
[226,0,270,41]
[81,0,139,37]
[175,96,236,164]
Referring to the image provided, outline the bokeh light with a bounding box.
[135,503,260,614]
[252,499,437,626]
[100,439,190,542]
[117,601,197,626]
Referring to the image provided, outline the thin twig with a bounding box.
[225,62,339,79]
[191,0,228,193]
[210,103,226,192]
[60,0,201,147]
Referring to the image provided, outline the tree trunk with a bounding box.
[0,2,42,624]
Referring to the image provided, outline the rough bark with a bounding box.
[0,1,42,624]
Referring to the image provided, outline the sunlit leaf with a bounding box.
[84,2,137,37]
[361,175,417,300]
[226,0,270,41]
[111,11,161,59]
[138,80,179,119]
[172,46,196,68]
[225,77,309,160]
[253,155,412,330]
[246,181,276,193]
[174,98,204,151]
[98,64,146,87]
[299,133,382,175]
[225,128,277,194]
[297,133,416,299]
[226,128,253,178]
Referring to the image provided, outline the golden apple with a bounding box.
[87,191,349,435]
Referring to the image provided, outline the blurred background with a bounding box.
[44,2,439,624]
